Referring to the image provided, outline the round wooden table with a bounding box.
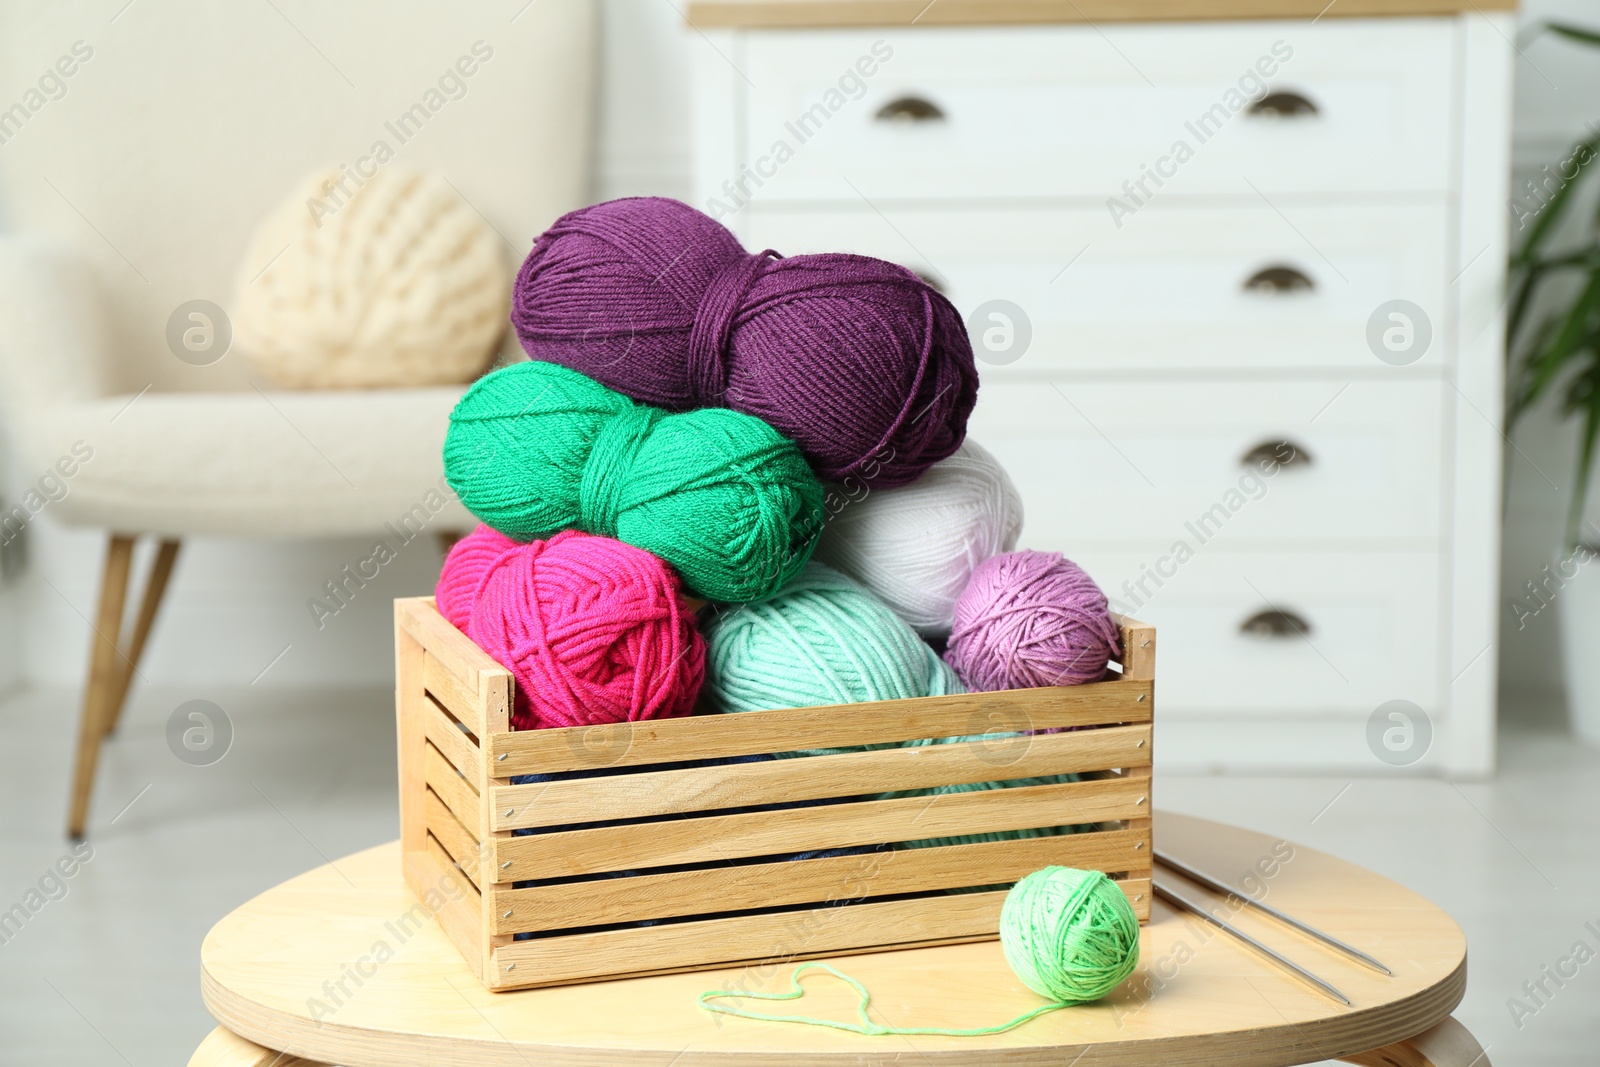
[190,812,1490,1066]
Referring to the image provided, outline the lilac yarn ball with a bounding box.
[945,551,1121,691]
[508,196,978,488]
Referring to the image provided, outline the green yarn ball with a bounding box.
[702,563,963,747]
[443,361,824,603]
[1000,866,1140,1003]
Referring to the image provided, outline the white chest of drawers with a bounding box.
[690,4,1514,775]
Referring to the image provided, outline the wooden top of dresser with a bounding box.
[686,0,1516,28]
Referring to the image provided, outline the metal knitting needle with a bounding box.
[1152,878,1352,1006]
[1155,850,1393,976]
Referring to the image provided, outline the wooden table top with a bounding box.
[200,812,1467,1067]
[686,0,1517,29]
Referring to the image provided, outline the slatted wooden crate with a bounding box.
[395,595,1154,991]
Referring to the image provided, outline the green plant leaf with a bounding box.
[1518,272,1600,418]
[1546,21,1600,48]
[1510,133,1600,267]
[1507,261,1547,357]
[1509,315,1560,428]
[1563,364,1600,548]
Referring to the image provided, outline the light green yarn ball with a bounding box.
[1000,866,1140,1003]
[702,563,962,749]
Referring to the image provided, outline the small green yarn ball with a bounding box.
[443,361,824,603]
[1000,866,1140,1003]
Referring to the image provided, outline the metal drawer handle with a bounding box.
[1243,265,1314,294]
[1247,90,1319,118]
[1240,609,1311,639]
[875,96,945,123]
[1240,440,1311,468]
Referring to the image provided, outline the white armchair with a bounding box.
[0,238,474,836]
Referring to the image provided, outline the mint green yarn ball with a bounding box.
[703,563,963,733]
[443,361,823,603]
[1000,867,1140,1003]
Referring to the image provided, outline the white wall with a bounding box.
[1,0,1594,715]
[0,0,597,690]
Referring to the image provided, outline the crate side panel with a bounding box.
[488,888,1011,988]
[489,827,1148,934]
[424,652,487,740]
[487,679,1152,777]
[425,789,483,892]
[422,694,482,783]
[396,607,430,869]
[396,597,506,692]
[407,839,485,982]
[424,742,481,842]
[493,725,1152,830]
[491,773,1151,879]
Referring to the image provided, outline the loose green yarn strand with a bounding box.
[698,963,1073,1037]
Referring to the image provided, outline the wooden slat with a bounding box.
[486,677,1151,776]
[491,773,1150,879]
[1115,614,1156,682]
[395,611,430,871]
[422,694,480,784]
[489,888,1016,988]
[424,741,479,829]
[395,596,508,696]
[409,838,484,979]
[1119,877,1151,921]
[490,828,1147,934]
[422,832,483,912]
[425,789,482,892]
[493,725,1150,831]
[424,652,486,740]
[480,658,512,740]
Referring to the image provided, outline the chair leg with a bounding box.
[67,534,135,839]
[103,538,181,736]
[1340,1015,1492,1066]
[188,1024,330,1066]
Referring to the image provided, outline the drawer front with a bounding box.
[1070,548,1442,716]
[742,204,1450,371]
[737,20,1454,202]
[967,379,1446,544]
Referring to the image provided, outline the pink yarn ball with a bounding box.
[945,551,1121,692]
[435,524,520,631]
[464,530,705,731]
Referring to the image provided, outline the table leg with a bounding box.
[1339,1016,1491,1067]
[188,1025,333,1067]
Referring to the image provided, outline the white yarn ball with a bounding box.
[233,168,510,389]
[814,439,1024,638]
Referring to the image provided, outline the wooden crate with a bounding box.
[395,595,1154,991]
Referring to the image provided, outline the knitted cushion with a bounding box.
[233,168,509,389]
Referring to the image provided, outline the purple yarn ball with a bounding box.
[945,551,1121,691]
[509,197,978,488]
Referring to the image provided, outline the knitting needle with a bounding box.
[1155,850,1393,976]
[1152,878,1352,1006]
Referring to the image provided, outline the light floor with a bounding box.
[0,685,1595,1065]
